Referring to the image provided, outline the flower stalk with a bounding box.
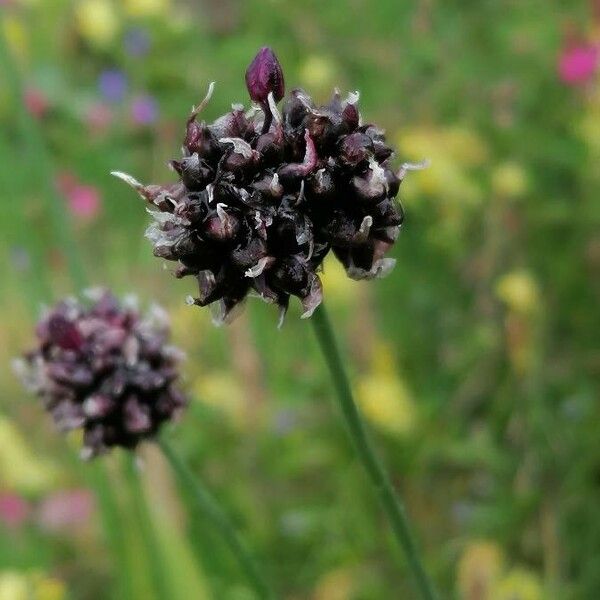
[310,303,437,600]
[159,438,275,599]
[124,454,171,600]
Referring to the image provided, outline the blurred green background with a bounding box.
[0,0,599,598]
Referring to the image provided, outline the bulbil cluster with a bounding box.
[13,290,187,458]
[114,47,421,324]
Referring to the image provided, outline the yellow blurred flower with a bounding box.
[32,575,66,600]
[124,0,170,17]
[491,162,529,200]
[0,572,28,600]
[495,271,540,315]
[312,567,354,600]
[457,540,503,600]
[2,16,28,63]
[193,372,246,428]
[75,0,119,48]
[0,417,58,493]
[396,126,488,206]
[169,301,210,352]
[491,568,543,600]
[320,255,357,308]
[357,341,417,436]
[0,572,65,600]
[299,55,337,96]
[577,108,600,156]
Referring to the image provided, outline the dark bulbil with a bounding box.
[13,290,187,458]
[114,47,417,325]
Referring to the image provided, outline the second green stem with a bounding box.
[159,438,274,599]
[310,303,437,600]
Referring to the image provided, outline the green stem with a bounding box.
[88,463,135,600]
[123,454,171,600]
[311,303,437,600]
[158,438,274,600]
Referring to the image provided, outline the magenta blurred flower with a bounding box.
[0,492,30,529]
[98,69,128,103]
[37,489,95,532]
[85,102,113,135]
[558,42,599,85]
[69,185,102,220]
[24,87,50,119]
[56,172,102,221]
[131,94,159,125]
[124,27,151,57]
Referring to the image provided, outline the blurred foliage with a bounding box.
[0,0,599,598]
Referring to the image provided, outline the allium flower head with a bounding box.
[113,47,423,325]
[13,290,187,459]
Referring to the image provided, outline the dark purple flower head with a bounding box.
[245,47,285,105]
[14,290,187,458]
[113,50,423,325]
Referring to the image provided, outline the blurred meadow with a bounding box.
[1,0,599,598]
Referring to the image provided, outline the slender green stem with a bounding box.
[311,303,437,600]
[123,454,171,600]
[158,438,274,600]
[88,463,135,600]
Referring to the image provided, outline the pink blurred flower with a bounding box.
[131,94,159,125]
[56,171,102,222]
[86,102,113,135]
[0,492,30,529]
[69,185,101,220]
[37,489,95,532]
[24,87,50,119]
[558,42,599,85]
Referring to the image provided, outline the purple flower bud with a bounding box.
[245,47,285,105]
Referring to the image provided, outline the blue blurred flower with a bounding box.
[124,27,151,57]
[131,94,159,125]
[98,69,128,103]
